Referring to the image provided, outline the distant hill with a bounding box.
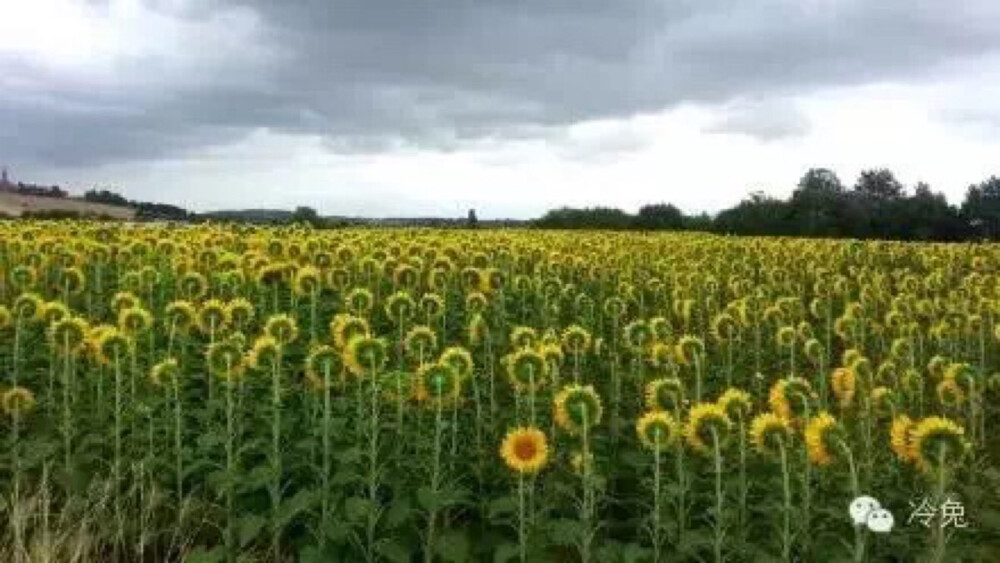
[198,209,295,223]
[0,190,135,219]
[198,208,527,228]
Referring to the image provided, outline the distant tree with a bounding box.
[961,176,1000,239]
[292,206,320,226]
[790,168,849,236]
[854,168,905,201]
[467,208,479,229]
[634,203,684,230]
[535,207,633,230]
[714,192,794,236]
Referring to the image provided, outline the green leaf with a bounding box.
[275,489,318,527]
[384,496,413,529]
[376,539,412,563]
[182,546,224,563]
[493,542,520,563]
[344,496,372,523]
[545,518,582,547]
[488,496,518,520]
[238,514,267,548]
[435,530,471,562]
[417,486,437,511]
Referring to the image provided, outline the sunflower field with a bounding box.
[1,222,999,562]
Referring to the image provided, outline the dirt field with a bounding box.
[0,190,135,219]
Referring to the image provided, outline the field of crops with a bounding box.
[0,223,998,562]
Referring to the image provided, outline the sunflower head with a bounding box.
[164,300,197,333]
[198,299,229,335]
[226,298,256,330]
[345,287,374,315]
[150,358,181,387]
[749,412,792,458]
[769,377,816,421]
[440,346,474,380]
[624,320,653,351]
[345,336,388,377]
[505,348,548,392]
[10,293,42,323]
[674,335,704,366]
[803,339,824,365]
[500,427,549,474]
[710,313,739,343]
[178,271,208,300]
[830,367,857,407]
[684,403,732,455]
[776,326,797,348]
[645,377,684,412]
[305,345,342,383]
[293,266,321,296]
[419,293,446,320]
[510,326,538,350]
[416,362,461,404]
[118,306,153,335]
[561,325,592,355]
[465,292,489,315]
[385,291,416,323]
[553,385,603,435]
[48,316,90,354]
[41,301,70,325]
[264,314,299,346]
[110,291,140,315]
[331,314,370,350]
[636,411,681,451]
[246,335,281,370]
[206,339,245,381]
[804,412,845,467]
[890,415,916,464]
[95,327,133,365]
[935,378,966,408]
[717,388,753,420]
[910,417,968,473]
[2,387,37,418]
[404,325,438,361]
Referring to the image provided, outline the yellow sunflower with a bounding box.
[500,427,550,474]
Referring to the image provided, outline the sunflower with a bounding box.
[404,325,438,362]
[293,266,322,296]
[674,335,704,366]
[246,335,280,370]
[207,339,246,381]
[890,415,916,463]
[561,325,592,355]
[12,293,43,323]
[717,388,753,420]
[775,326,796,348]
[636,411,681,450]
[804,412,842,467]
[41,301,70,325]
[684,403,732,456]
[226,298,256,330]
[500,427,549,474]
[830,367,856,407]
[749,412,792,457]
[510,326,538,350]
[710,313,739,343]
[344,336,388,377]
[645,377,684,412]
[935,378,966,408]
[768,377,815,421]
[345,288,374,315]
[331,314,370,350]
[264,314,299,346]
[164,300,197,333]
[440,346,474,380]
[94,328,133,365]
[0,306,11,330]
[48,316,90,355]
[415,362,461,405]
[118,306,153,335]
[305,345,342,387]
[505,348,548,392]
[552,385,603,435]
[420,293,446,321]
[150,358,180,387]
[624,320,653,351]
[467,314,489,348]
[2,386,37,417]
[385,291,416,323]
[197,299,229,335]
[910,417,968,473]
[110,291,140,314]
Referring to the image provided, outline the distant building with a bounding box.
[0,166,11,190]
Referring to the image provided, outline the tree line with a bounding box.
[535,168,1000,241]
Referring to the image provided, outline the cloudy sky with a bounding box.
[2,0,999,218]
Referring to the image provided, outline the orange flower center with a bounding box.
[514,436,537,461]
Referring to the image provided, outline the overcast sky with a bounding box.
[2,0,999,218]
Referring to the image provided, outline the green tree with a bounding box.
[634,203,684,230]
[961,176,1000,239]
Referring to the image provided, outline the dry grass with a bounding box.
[0,191,134,219]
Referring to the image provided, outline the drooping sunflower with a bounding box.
[41,301,70,325]
[225,298,256,330]
[331,314,370,350]
[624,320,653,351]
[674,335,704,366]
[645,377,684,412]
[505,348,548,392]
[935,378,966,407]
[344,336,388,377]
[264,314,299,346]
[404,325,439,362]
[164,300,197,334]
[909,416,968,473]
[385,291,416,324]
[118,306,153,336]
[48,316,90,355]
[768,377,815,421]
[561,325,592,356]
[197,299,229,335]
[717,388,753,421]
[439,346,474,380]
[552,384,603,435]
[500,427,550,474]
[345,288,374,315]
[246,335,280,370]
[510,326,538,350]
[12,292,43,323]
[206,339,246,381]
[636,411,681,450]
[293,266,322,297]
[150,358,181,388]
[749,412,792,457]
[889,414,916,463]
[415,362,461,405]
[2,386,37,417]
[804,412,843,467]
[305,345,342,384]
[94,327,134,365]
[830,367,856,407]
[684,403,732,456]
[110,291,140,315]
